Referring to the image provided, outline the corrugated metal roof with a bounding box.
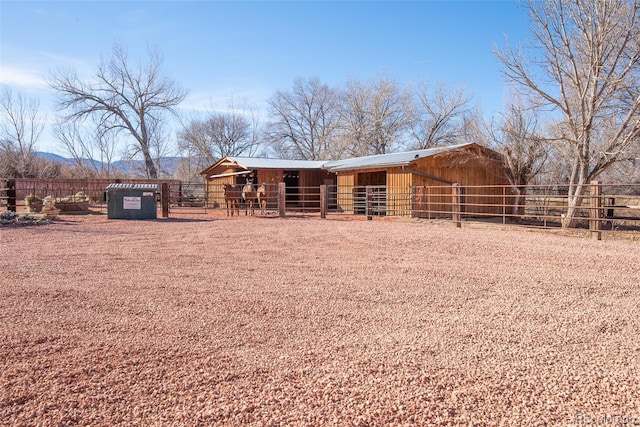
[106,183,159,190]
[225,157,327,170]
[324,143,475,172]
[207,170,252,179]
[203,143,482,176]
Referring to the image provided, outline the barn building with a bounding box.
[200,157,335,209]
[323,142,509,217]
[201,143,509,216]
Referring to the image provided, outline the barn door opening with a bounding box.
[354,171,387,215]
[283,170,300,204]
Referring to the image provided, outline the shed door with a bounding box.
[283,170,299,203]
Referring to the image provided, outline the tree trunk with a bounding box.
[511,187,527,220]
[142,150,158,179]
[562,176,588,228]
[562,150,591,228]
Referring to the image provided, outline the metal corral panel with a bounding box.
[106,183,158,220]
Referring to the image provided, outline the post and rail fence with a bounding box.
[3,178,640,238]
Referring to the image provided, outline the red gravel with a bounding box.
[1,214,639,426]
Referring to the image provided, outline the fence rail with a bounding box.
[3,179,639,238]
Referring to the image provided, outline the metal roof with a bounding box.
[106,183,159,190]
[207,170,253,179]
[224,157,327,170]
[323,143,476,172]
[203,143,483,176]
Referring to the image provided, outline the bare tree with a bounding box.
[487,96,549,216]
[496,0,640,227]
[49,44,187,179]
[408,81,473,149]
[53,120,118,177]
[0,86,45,178]
[598,143,640,184]
[265,77,341,160]
[178,99,262,169]
[339,75,412,156]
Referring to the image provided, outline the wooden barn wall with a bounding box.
[412,186,454,218]
[333,149,508,216]
[295,170,334,208]
[206,168,336,209]
[300,170,335,188]
[204,165,243,208]
[202,149,508,216]
[336,174,355,213]
[255,169,282,186]
[255,169,283,210]
[386,167,411,216]
[409,152,509,217]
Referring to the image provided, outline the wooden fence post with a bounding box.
[320,185,327,219]
[502,186,506,225]
[590,180,602,240]
[161,183,170,218]
[278,182,286,217]
[366,185,373,220]
[412,186,425,219]
[452,183,462,228]
[6,180,16,212]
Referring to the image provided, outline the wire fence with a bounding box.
[3,179,639,237]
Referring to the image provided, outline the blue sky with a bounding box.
[1,0,529,155]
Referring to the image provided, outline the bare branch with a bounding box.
[496,0,640,226]
[49,44,187,178]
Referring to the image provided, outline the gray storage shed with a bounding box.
[106,183,158,220]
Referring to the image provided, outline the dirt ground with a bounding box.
[1,212,639,426]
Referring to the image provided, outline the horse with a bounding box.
[223,183,241,216]
[242,182,258,216]
[257,183,267,215]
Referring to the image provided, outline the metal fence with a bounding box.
[3,179,639,237]
[199,183,322,216]
[0,178,183,213]
[194,182,640,234]
[331,182,640,230]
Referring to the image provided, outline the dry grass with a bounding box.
[1,213,639,426]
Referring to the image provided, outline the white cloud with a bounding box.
[180,85,271,117]
[0,65,49,89]
[0,45,95,88]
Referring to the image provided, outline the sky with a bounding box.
[0,0,531,156]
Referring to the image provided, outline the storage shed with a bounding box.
[199,143,509,217]
[323,143,509,217]
[201,157,335,209]
[106,183,158,220]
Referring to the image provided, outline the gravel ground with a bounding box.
[1,213,639,426]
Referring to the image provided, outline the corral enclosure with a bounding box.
[1,214,639,425]
[2,178,640,238]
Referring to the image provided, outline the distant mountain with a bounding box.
[36,151,74,165]
[111,156,184,176]
[36,152,184,177]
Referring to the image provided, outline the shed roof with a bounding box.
[223,157,326,170]
[207,170,253,179]
[323,143,477,172]
[201,143,490,177]
[106,183,159,190]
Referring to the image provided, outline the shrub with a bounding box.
[0,211,19,222]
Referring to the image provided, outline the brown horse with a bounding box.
[257,183,267,215]
[223,183,241,216]
[242,182,257,216]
